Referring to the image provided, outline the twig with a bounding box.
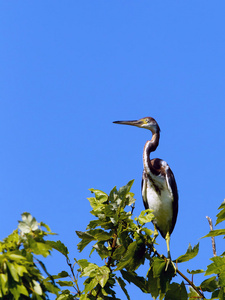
[176,268,205,299]
[67,258,80,294]
[131,203,135,214]
[95,233,118,299]
[152,249,205,299]
[107,233,117,268]
[206,216,217,257]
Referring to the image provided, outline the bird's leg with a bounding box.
[149,225,159,256]
[165,232,171,260]
[165,232,176,272]
[152,224,159,244]
[165,232,171,271]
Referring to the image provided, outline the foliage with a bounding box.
[1,182,225,299]
[0,213,59,299]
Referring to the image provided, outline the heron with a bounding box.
[113,117,178,262]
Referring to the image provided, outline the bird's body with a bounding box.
[142,158,177,238]
[113,117,178,259]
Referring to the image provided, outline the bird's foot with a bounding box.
[165,257,171,271]
[152,227,158,244]
[165,258,176,273]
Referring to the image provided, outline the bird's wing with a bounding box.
[165,166,179,235]
[141,171,149,210]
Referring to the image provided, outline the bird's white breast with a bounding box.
[142,174,173,237]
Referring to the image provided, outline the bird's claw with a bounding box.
[165,258,177,273]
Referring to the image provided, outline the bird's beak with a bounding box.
[113,120,144,127]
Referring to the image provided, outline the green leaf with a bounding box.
[7,253,26,261]
[19,212,39,233]
[108,186,118,203]
[86,220,101,229]
[32,280,42,295]
[188,286,200,299]
[152,257,167,277]
[57,289,75,300]
[205,256,225,276]
[29,240,52,257]
[120,270,148,293]
[118,180,134,197]
[116,276,130,300]
[57,280,74,287]
[9,286,20,300]
[212,287,225,300]
[47,240,69,257]
[96,266,110,287]
[105,203,118,216]
[216,201,225,225]
[136,209,154,225]
[112,245,126,260]
[77,229,112,254]
[203,229,225,238]
[165,282,188,300]
[0,273,8,295]
[218,288,225,299]
[187,269,204,275]
[77,259,90,270]
[80,264,110,295]
[175,243,199,263]
[51,271,69,280]
[80,294,89,300]
[89,229,112,241]
[16,284,29,296]
[147,257,176,298]
[14,263,28,276]
[146,267,160,298]
[84,276,99,293]
[115,240,145,271]
[6,261,19,282]
[200,276,218,292]
[42,280,60,295]
[40,222,51,232]
[89,189,108,202]
[92,243,110,259]
[81,263,98,277]
[141,227,154,236]
[0,230,19,252]
[76,231,96,252]
[126,193,136,206]
[205,256,225,287]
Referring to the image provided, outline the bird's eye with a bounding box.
[145,119,149,123]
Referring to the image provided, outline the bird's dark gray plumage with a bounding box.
[113,117,178,259]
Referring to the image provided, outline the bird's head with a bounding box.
[113,117,160,134]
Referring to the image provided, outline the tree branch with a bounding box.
[206,216,217,257]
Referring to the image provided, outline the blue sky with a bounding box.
[1,1,225,299]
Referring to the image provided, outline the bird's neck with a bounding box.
[143,132,160,172]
